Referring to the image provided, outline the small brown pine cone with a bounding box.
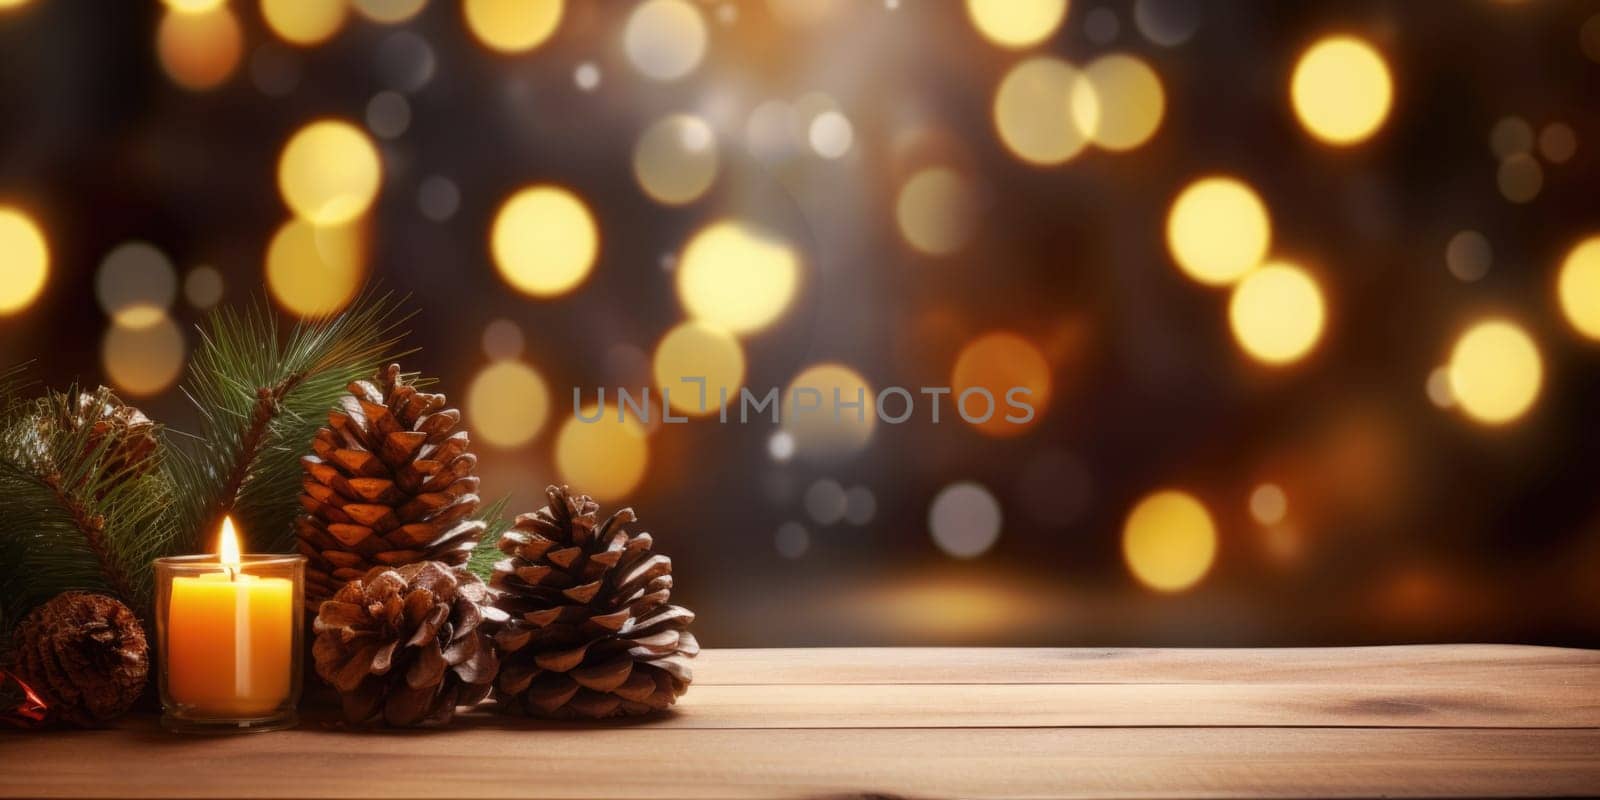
[64,388,159,486]
[312,562,501,727]
[7,591,149,727]
[296,364,485,604]
[491,486,698,719]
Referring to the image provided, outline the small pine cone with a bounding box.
[7,591,149,727]
[312,562,501,727]
[65,388,159,485]
[296,364,485,604]
[491,486,698,719]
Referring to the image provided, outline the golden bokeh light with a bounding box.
[464,0,562,53]
[895,167,977,256]
[1227,262,1327,365]
[1290,35,1393,146]
[467,360,551,449]
[1249,483,1287,525]
[1447,319,1543,426]
[0,206,49,316]
[1122,489,1217,593]
[556,405,649,501]
[652,321,746,417]
[156,5,242,91]
[1557,236,1600,341]
[164,0,222,11]
[950,331,1052,437]
[277,120,382,226]
[633,114,718,206]
[265,217,365,318]
[353,0,426,24]
[993,57,1099,166]
[184,266,224,310]
[490,185,599,298]
[782,363,875,463]
[1497,153,1542,204]
[102,314,185,397]
[261,0,347,46]
[1165,176,1271,286]
[1080,54,1165,151]
[676,220,800,335]
[965,0,1067,49]
[624,0,707,82]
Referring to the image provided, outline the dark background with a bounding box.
[2,0,1598,647]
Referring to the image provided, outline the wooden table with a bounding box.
[3,645,1598,798]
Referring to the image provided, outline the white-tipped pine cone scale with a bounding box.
[491,485,698,719]
[296,364,485,604]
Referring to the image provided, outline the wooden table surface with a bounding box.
[3,645,1598,798]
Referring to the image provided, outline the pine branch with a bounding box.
[165,292,411,555]
[467,495,513,581]
[0,387,175,627]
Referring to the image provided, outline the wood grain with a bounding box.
[2,646,1597,799]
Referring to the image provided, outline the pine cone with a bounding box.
[312,562,501,727]
[296,364,485,604]
[63,388,159,486]
[491,486,698,719]
[7,591,149,727]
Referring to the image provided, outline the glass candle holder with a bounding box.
[154,554,305,733]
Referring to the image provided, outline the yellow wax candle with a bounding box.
[166,519,294,717]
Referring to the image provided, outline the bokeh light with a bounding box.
[781,363,875,463]
[0,206,48,316]
[1133,0,1199,46]
[992,57,1099,166]
[895,167,978,256]
[808,110,854,159]
[652,321,745,417]
[965,0,1067,49]
[804,478,847,525]
[1080,53,1165,151]
[950,331,1052,436]
[1249,483,1287,525]
[1289,35,1393,146]
[467,360,551,449]
[480,319,524,361]
[1227,262,1327,366]
[1122,489,1216,593]
[676,220,800,335]
[843,486,877,525]
[624,0,707,82]
[775,521,809,559]
[265,217,365,318]
[102,314,185,397]
[1445,230,1492,283]
[260,0,346,47]
[277,120,382,226]
[353,0,426,24]
[156,5,242,91]
[464,0,563,53]
[633,114,718,206]
[1165,176,1271,286]
[183,266,223,310]
[1556,236,1600,341]
[1489,116,1533,159]
[1497,153,1542,204]
[163,0,222,12]
[1538,123,1577,164]
[1446,319,1543,425]
[490,185,599,298]
[555,405,649,501]
[96,242,176,327]
[928,481,1002,559]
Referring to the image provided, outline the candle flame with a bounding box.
[219,516,241,570]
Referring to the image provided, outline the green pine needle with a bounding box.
[467,495,513,581]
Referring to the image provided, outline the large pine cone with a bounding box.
[312,562,501,727]
[7,591,149,727]
[296,364,484,604]
[491,486,698,719]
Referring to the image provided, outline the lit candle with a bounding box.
[156,518,304,731]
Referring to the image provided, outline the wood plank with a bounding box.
[654,681,1600,729]
[696,645,1600,686]
[4,722,1598,799]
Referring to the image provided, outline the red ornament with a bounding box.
[1,667,51,729]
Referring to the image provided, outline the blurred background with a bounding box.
[1,0,1598,648]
